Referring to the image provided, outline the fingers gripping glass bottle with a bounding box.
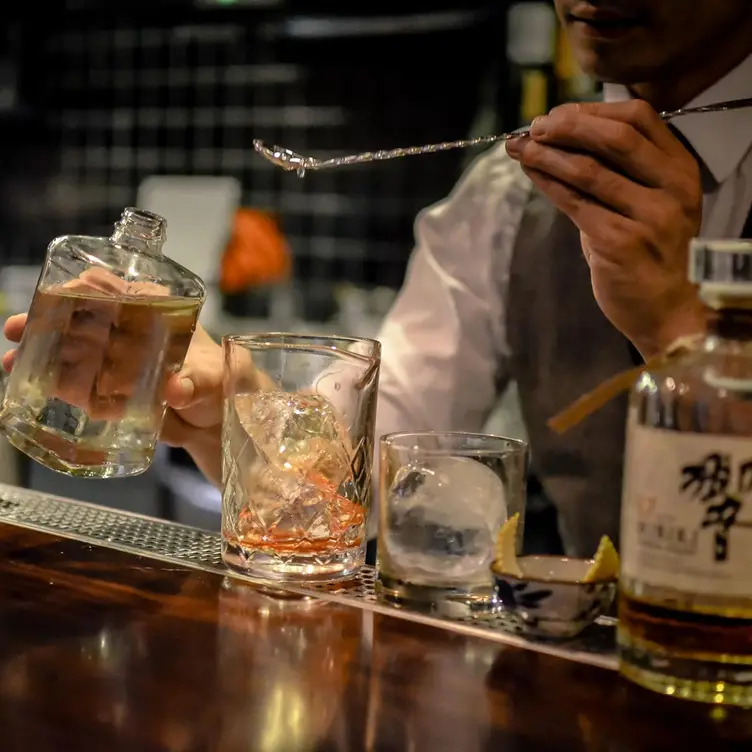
[0,208,205,478]
[619,239,752,707]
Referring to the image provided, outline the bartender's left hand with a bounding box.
[506,100,706,358]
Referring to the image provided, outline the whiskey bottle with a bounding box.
[619,238,752,707]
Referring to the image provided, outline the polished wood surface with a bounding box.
[0,523,749,751]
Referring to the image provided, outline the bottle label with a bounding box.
[621,424,752,597]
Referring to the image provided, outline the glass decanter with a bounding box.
[0,208,205,478]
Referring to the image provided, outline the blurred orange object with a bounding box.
[219,209,291,294]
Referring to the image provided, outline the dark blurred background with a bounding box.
[0,0,597,522]
[0,1,595,282]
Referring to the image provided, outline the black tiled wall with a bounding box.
[3,8,506,289]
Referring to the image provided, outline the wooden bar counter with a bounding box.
[0,486,749,751]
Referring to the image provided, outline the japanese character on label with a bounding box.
[680,453,752,562]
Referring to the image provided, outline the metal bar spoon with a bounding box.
[253,97,752,177]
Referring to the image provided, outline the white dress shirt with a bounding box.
[375,52,752,448]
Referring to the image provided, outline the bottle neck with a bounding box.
[110,208,166,255]
[707,307,752,344]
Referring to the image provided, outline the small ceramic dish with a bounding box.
[491,556,617,639]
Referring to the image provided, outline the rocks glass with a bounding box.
[221,334,380,582]
[377,431,528,614]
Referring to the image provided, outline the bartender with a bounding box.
[5,0,752,557]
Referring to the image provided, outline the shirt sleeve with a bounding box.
[375,146,531,439]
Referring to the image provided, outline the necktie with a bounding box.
[743,203,752,238]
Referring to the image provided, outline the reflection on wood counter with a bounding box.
[0,523,749,750]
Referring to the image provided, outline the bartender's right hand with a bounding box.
[3,315,232,487]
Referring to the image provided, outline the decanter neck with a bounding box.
[110,207,167,255]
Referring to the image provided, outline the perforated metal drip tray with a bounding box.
[0,483,617,671]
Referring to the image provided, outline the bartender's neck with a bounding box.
[628,36,752,111]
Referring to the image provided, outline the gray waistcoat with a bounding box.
[505,190,633,557]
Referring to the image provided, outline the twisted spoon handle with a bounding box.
[312,130,529,170]
[313,97,752,170]
[254,97,752,175]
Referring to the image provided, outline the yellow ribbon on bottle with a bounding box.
[546,333,705,435]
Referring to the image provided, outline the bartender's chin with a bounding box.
[573,49,659,85]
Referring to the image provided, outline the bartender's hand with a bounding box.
[3,314,231,486]
[506,99,706,358]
